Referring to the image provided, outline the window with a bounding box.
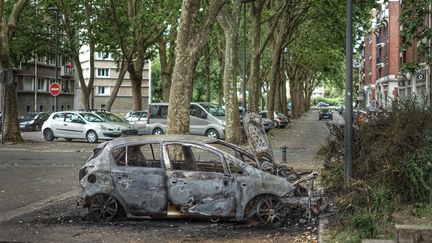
[96,52,109,59]
[165,143,224,173]
[37,78,46,91]
[101,104,106,110]
[39,105,43,112]
[97,68,109,77]
[190,104,207,118]
[97,86,110,96]
[52,113,65,121]
[65,113,82,123]
[26,105,30,112]
[113,144,161,168]
[149,105,168,119]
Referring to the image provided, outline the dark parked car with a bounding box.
[259,111,289,128]
[19,112,49,131]
[317,102,329,108]
[79,112,321,226]
[318,109,333,120]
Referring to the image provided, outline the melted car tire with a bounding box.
[88,194,118,221]
[43,129,55,141]
[86,130,98,143]
[256,196,286,227]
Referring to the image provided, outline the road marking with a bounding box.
[0,189,79,224]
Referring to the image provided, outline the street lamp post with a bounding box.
[240,0,254,117]
[48,6,59,112]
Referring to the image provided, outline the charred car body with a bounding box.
[79,112,321,226]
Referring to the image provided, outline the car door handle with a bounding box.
[63,124,68,126]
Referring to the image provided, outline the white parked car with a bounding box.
[42,111,123,143]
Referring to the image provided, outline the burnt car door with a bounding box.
[163,142,238,218]
[111,143,167,216]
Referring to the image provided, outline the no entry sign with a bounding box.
[49,82,61,96]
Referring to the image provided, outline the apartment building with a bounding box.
[15,55,75,115]
[361,0,432,110]
[76,46,151,113]
[361,0,400,110]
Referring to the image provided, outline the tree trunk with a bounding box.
[106,61,128,111]
[217,2,243,144]
[266,41,283,121]
[158,28,176,102]
[0,0,29,142]
[167,0,225,135]
[280,65,288,116]
[247,0,265,112]
[204,44,211,102]
[128,62,143,111]
[216,44,224,106]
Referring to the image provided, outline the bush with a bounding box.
[319,97,432,229]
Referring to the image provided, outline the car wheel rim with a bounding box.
[207,131,218,138]
[44,130,54,141]
[89,194,118,221]
[153,129,163,135]
[256,196,286,227]
[87,132,97,143]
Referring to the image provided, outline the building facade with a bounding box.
[15,56,75,115]
[76,46,151,113]
[361,0,432,110]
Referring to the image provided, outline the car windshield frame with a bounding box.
[20,113,38,121]
[97,112,125,122]
[200,103,225,117]
[80,112,105,122]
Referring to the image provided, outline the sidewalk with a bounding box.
[269,110,332,171]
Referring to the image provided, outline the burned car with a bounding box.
[79,112,321,226]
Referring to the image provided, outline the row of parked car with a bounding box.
[14,102,289,143]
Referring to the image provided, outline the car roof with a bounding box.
[107,135,218,147]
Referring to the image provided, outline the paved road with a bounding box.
[0,110,333,242]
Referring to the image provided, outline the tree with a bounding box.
[104,0,176,111]
[167,0,226,136]
[57,0,98,110]
[399,0,431,89]
[157,27,177,102]
[0,0,29,142]
[217,1,243,144]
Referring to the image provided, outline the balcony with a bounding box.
[61,64,74,77]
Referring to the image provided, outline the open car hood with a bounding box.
[243,111,274,166]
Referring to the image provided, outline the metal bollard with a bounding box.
[281,146,287,163]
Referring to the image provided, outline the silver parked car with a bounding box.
[146,102,226,139]
[42,111,123,143]
[78,112,321,226]
[125,110,148,135]
[93,111,138,136]
[259,111,289,128]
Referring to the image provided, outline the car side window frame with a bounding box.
[162,142,228,174]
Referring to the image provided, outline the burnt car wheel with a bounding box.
[256,196,287,227]
[205,129,220,139]
[88,194,118,221]
[43,129,55,141]
[86,130,98,143]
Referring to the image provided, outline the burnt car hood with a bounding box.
[243,111,274,165]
